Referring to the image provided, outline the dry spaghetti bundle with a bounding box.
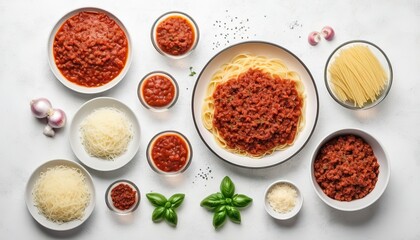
[328,45,388,108]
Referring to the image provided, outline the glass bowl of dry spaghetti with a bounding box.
[324,40,393,110]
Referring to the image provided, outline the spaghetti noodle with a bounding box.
[202,54,305,157]
[80,107,133,160]
[32,165,91,223]
[328,45,388,108]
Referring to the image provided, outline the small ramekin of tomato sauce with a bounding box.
[151,11,199,59]
[138,71,179,112]
[105,180,140,214]
[147,131,193,175]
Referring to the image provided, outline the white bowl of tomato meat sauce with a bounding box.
[151,11,199,59]
[310,128,390,211]
[48,7,132,94]
[146,131,192,175]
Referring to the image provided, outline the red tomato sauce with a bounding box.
[155,16,195,56]
[53,11,128,87]
[141,75,176,107]
[151,134,189,172]
[314,135,380,201]
[212,68,303,156]
[111,183,137,210]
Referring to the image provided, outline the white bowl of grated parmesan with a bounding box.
[264,180,303,220]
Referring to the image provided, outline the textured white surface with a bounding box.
[1,0,420,239]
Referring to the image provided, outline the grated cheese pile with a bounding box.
[32,165,91,223]
[80,107,133,160]
[267,183,297,213]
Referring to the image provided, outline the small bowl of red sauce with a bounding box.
[147,131,193,175]
[105,180,140,214]
[151,11,199,59]
[310,128,390,211]
[138,71,179,112]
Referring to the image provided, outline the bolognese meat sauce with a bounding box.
[212,68,303,156]
[314,135,379,201]
[155,16,195,56]
[53,11,128,87]
[141,74,176,107]
[151,134,189,172]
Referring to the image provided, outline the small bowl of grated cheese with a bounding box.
[264,180,303,220]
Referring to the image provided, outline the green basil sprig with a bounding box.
[189,66,196,76]
[200,176,252,229]
[146,193,185,226]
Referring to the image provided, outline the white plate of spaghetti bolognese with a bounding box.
[191,41,319,168]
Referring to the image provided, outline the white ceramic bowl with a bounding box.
[324,40,393,110]
[151,11,199,59]
[69,97,141,171]
[264,180,303,220]
[310,128,390,211]
[48,7,132,94]
[25,159,95,231]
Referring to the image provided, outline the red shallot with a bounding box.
[30,98,67,137]
[308,31,321,46]
[321,26,335,41]
[48,108,66,128]
[30,98,52,118]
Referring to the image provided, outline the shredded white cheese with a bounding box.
[80,107,133,160]
[32,165,91,223]
[267,183,297,213]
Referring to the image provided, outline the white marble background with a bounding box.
[0,0,419,239]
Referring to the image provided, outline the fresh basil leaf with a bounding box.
[226,206,241,223]
[165,208,178,226]
[215,205,226,212]
[146,193,167,207]
[220,176,235,198]
[200,193,225,211]
[168,193,185,209]
[202,177,253,229]
[213,207,227,229]
[232,194,253,208]
[152,206,166,222]
[214,192,225,199]
[189,67,196,76]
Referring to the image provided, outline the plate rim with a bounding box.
[191,40,319,169]
[25,159,96,231]
[47,7,133,94]
[69,97,141,171]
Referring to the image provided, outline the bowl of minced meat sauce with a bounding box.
[105,179,140,214]
[310,128,390,211]
[146,131,192,175]
[151,11,199,59]
[48,8,132,94]
[138,71,179,112]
